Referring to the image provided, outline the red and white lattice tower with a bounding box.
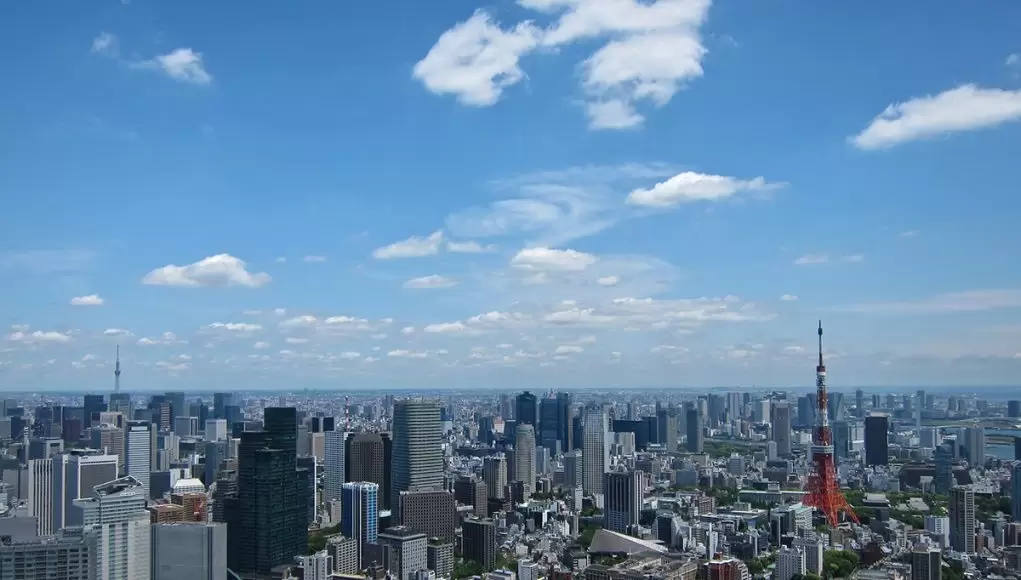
[802,321,860,527]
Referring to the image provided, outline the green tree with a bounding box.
[822,550,859,578]
[453,559,485,578]
[579,524,599,549]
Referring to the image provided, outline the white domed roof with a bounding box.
[173,478,205,493]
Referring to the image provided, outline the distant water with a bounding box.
[987,429,1018,460]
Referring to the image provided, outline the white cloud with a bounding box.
[1008,54,1020,67]
[554,345,584,354]
[206,322,262,332]
[446,240,496,253]
[388,349,430,359]
[843,254,865,263]
[851,84,1021,150]
[412,11,541,106]
[784,345,806,354]
[103,328,132,337]
[404,275,459,289]
[511,247,597,272]
[898,230,919,238]
[243,309,263,316]
[627,171,783,207]
[780,294,799,302]
[303,255,327,263]
[70,294,105,306]
[6,330,72,343]
[832,289,1021,314]
[416,1,712,129]
[254,341,271,349]
[424,322,469,334]
[280,315,318,328]
[132,48,213,85]
[285,337,309,344]
[794,254,829,266]
[91,32,117,55]
[137,332,180,346]
[338,351,361,360]
[401,326,416,335]
[597,275,620,287]
[373,231,444,259]
[142,254,271,288]
[275,257,287,264]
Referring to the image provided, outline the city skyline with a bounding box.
[3,1,1021,390]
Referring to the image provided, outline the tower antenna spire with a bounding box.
[114,345,121,393]
[818,320,824,368]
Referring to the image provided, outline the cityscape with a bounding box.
[3,0,1021,580]
[0,323,1020,579]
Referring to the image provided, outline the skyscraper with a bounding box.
[482,454,507,500]
[125,420,152,497]
[855,389,865,417]
[964,427,985,467]
[51,449,119,530]
[212,392,233,420]
[949,486,975,554]
[514,424,536,496]
[686,407,703,453]
[604,470,641,533]
[515,391,537,427]
[582,407,610,495]
[462,518,497,571]
[225,407,308,576]
[73,476,151,580]
[832,420,850,460]
[378,526,428,580]
[349,432,386,505]
[772,403,792,457]
[557,392,574,452]
[910,545,941,580]
[151,522,227,580]
[539,397,561,454]
[324,429,346,503]
[27,458,54,536]
[341,481,379,569]
[935,443,955,494]
[391,400,443,521]
[864,413,889,466]
[1012,463,1021,523]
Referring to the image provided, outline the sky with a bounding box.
[2,0,1021,392]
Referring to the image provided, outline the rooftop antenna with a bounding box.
[114,345,121,393]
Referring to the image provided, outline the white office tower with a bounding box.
[27,458,54,536]
[514,425,536,496]
[518,559,538,580]
[950,486,976,554]
[925,515,950,546]
[151,522,227,580]
[776,545,806,580]
[793,537,824,576]
[125,421,152,497]
[296,549,333,580]
[603,470,641,533]
[483,454,507,500]
[324,430,346,502]
[582,407,610,495]
[204,419,227,442]
[73,476,151,580]
[52,450,119,530]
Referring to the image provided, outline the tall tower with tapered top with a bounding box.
[114,345,121,393]
[803,321,859,526]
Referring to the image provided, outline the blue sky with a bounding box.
[2,0,1021,391]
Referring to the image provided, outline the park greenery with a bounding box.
[822,549,859,578]
[307,523,340,554]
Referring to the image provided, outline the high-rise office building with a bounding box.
[91,424,126,468]
[327,535,360,575]
[515,391,537,427]
[427,538,454,579]
[204,419,227,441]
[964,427,985,467]
[686,407,703,453]
[483,454,507,500]
[563,450,582,489]
[165,392,186,427]
[772,403,792,457]
[212,393,232,420]
[378,526,428,580]
[604,470,642,533]
[1009,400,1021,419]
[539,397,561,454]
[910,545,941,580]
[462,518,497,571]
[296,550,333,580]
[349,432,387,506]
[514,424,536,496]
[51,449,119,530]
[855,389,865,416]
[83,394,106,429]
[73,476,151,580]
[125,420,152,497]
[864,414,889,466]
[225,407,308,576]
[776,545,806,580]
[1012,464,1021,523]
[660,409,678,452]
[399,489,457,541]
[582,407,610,495]
[949,486,976,554]
[391,400,443,520]
[27,458,54,536]
[324,429,346,503]
[341,481,379,568]
[151,522,227,580]
[832,420,850,460]
[0,528,91,580]
[935,444,955,494]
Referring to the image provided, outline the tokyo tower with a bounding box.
[802,321,859,527]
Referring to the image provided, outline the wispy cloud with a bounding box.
[70,294,105,306]
[626,171,785,207]
[831,289,1021,314]
[372,231,444,259]
[130,48,213,85]
[851,84,1021,150]
[793,253,863,266]
[403,275,459,289]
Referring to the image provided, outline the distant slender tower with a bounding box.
[803,322,859,526]
[114,345,122,393]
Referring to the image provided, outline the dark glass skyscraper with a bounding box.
[515,391,537,427]
[864,414,889,466]
[685,407,703,453]
[225,407,308,576]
